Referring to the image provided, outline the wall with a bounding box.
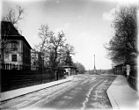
[22,40,31,69]
[4,40,23,65]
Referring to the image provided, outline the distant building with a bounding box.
[58,52,77,76]
[113,63,126,75]
[62,65,77,76]
[31,50,39,70]
[1,21,31,70]
[31,51,45,71]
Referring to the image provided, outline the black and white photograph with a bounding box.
[0,0,139,110]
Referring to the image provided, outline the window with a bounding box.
[12,54,17,62]
[11,41,18,51]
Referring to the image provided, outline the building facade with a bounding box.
[1,21,31,70]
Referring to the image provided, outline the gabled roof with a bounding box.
[1,21,19,36]
[1,21,31,49]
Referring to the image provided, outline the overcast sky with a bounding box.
[1,0,138,70]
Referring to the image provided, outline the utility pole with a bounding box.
[93,54,96,74]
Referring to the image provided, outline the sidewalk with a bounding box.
[107,75,139,110]
[1,76,73,101]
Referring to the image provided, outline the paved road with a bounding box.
[1,74,116,110]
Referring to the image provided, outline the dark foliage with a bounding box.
[106,7,138,65]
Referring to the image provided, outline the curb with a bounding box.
[107,76,119,109]
[1,76,73,101]
[106,75,138,109]
[107,86,120,109]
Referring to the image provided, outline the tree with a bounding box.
[35,24,76,79]
[106,6,138,66]
[35,24,69,79]
[106,6,138,78]
[33,24,51,69]
[48,31,67,79]
[60,44,74,66]
[74,62,86,74]
[2,6,24,25]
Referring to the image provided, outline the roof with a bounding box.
[61,65,77,69]
[1,21,31,49]
[1,21,20,36]
[7,35,32,49]
[46,65,77,69]
[114,64,124,68]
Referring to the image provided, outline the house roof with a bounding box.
[1,21,32,49]
[61,65,77,69]
[114,64,124,68]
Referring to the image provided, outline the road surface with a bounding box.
[1,74,116,110]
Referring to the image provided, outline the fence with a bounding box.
[127,65,137,90]
[113,64,126,75]
[1,63,31,70]
[113,64,137,90]
[127,75,137,90]
[1,64,66,92]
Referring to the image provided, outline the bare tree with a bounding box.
[33,24,51,70]
[63,44,74,55]
[2,6,24,25]
[60,44,74,66]
[34,25,50,51]
[35,24,76,79]
[35,25,65,76]
[48,31,67,79]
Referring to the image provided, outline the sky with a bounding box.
[1,0,138,70]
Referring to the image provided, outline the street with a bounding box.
[1,1,138,110]
[1,74,116,110]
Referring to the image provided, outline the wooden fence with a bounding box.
[1,65,65,92]
[127,75,137,90]
[1,63,31,70]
